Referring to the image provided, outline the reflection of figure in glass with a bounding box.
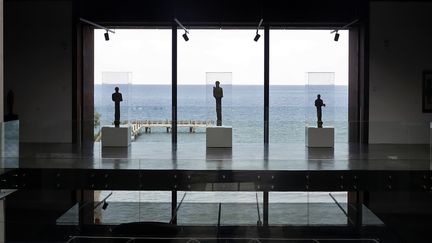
[112,87,123,128]
[213,81,223,126]
[315,94,326,128]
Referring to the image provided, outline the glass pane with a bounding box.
[178,29,264,146]
[177,191,262,226]
[269,30,348,144]
[92,191,172,225]
[94,29,172,150]
[269,192,348,225]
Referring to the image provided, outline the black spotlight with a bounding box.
[104,31,110,41]
[334,32,340,42]
[182,31,189,41]
[254,33,261,42]
[102,200,109,210]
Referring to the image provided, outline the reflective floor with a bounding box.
[1,142,431,171]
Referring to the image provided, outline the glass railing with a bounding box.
[57,191,382,227]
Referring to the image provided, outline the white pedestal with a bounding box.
[101,126,131,147]
[306,127,334,148]
[206,126,232,148]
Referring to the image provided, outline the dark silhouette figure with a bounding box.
[315,94,326,128]
[5,90,18,121]
[112,87,123,127]
[213,81,223,126]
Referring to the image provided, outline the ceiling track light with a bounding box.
[80,18,115,41]
[254,33,261,42]
[174,18,190,41]
[330,19,358,42]
[334,31,340,42]
[182,30,189,41]
[254,19,263,42]
[104,30,110,41]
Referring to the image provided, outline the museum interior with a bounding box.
[1,0,432,242]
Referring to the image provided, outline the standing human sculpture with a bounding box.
[314,94,326,128]
[213,81,223,126]
[112,87,123,128]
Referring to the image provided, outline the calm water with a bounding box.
[95,84,348,143]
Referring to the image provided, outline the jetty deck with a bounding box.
[95,120,214,141]
[131,120,213,134]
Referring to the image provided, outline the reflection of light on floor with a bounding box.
[387,155,398,160]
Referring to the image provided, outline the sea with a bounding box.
[95,84,348,143]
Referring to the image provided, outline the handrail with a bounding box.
[255,192,262,226]
[217,203,222,240]
[329,193,355,226]
[93,192,113,210]
[169,192,187,224]
[217,203,222,228]
[0,189,17,200]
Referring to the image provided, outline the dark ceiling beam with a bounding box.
[76,0,367,26]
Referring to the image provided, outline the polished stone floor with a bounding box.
[1,142,431,171]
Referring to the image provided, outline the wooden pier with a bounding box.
[131,120,213,134]
[95,120,214,142]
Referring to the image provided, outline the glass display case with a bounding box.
[306,72,335,128]
[305,72,336,147]
[206,72,232,127]
[95,72,132,147]
[206,72,233,147]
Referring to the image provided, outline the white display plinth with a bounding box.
[306,127,334,148]
[102,126,131,147]
[206,126,232,148]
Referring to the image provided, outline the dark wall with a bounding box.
[77,0,366,26]
[369,1,432,144]
[4,0,73,143]
[5,189,76,241]
[367,191,432,243]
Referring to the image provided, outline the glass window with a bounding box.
[94,29,172,147]
[178,29,264,145]
[269,30,348,143]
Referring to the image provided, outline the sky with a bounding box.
[95,29,348,85]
